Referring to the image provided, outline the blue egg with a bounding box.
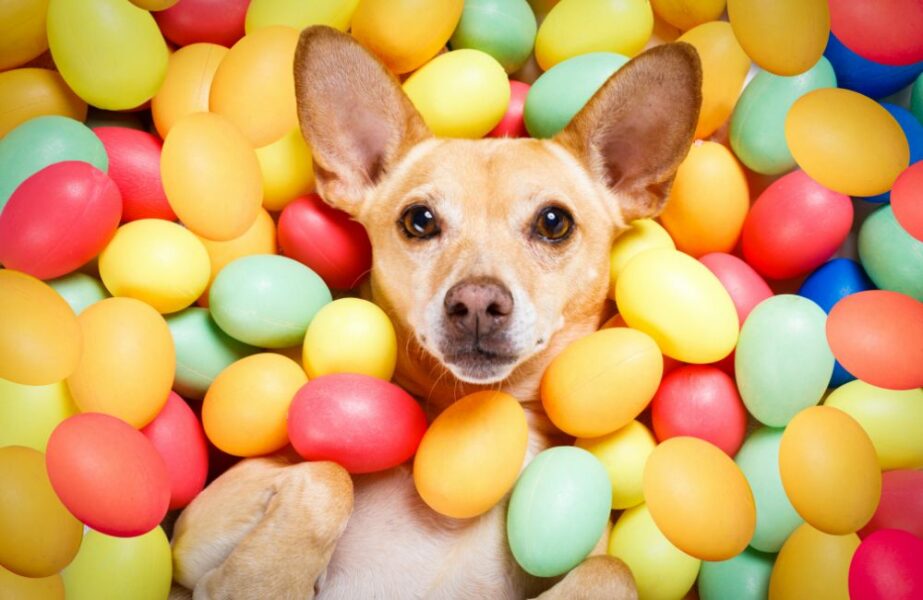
[862,103,923,203]
[824,34,923,99]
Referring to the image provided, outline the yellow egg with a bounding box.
[660,140,749,257]
[129,0,178,9]
[615,248,738,363]
[403,49,510,139]
[608,219,675,296]
[576,420,656,509]
[650,0,725,31]
[0,566,64,600]
[99,220,210,314]
[643,436,756,560]
[246,0,360,32]
[151,43,227,139]
[0,270,81,386]
[351,0,464,75]
[728,0,829,76]
[768,523,859,600]
[677,21,751,139]
[0,68,87,137]
[779,406,881,535]
[0,378,77,452]
[0,0,49,71]
[785,88,910,196]
[541,328,662,438]
[302,298,397,380]
[608,504,701,600]
[161,112,263,241]
[414,391,528,518]
[255,127,314,211]
[535,0,653,70]
[824,381,923,470]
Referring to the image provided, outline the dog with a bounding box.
[169,26,701,600]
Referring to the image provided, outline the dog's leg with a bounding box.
[530,556,638,600]
[171,455,353,600]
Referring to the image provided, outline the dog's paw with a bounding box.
[531,556,638,600]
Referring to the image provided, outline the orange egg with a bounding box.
[0,68,87,137]
[151,43,227,139]
[728,0,830,76]
[769,523,859,600]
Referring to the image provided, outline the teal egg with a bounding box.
[165,307,257,399]
[734,428,803,553]
[0,116,108,212]
[911,73,923,124]
[698,547,775,600]
[47,272,110,315]
[524,52,628,138]
[858,205,923,301]
[507,446,611,577]
[209,255,331,348]
[730,58,836,175]
[735,295,834,427]
[449,0,536,74]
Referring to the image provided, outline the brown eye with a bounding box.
[533,206,574,242]
[399,204,440,239]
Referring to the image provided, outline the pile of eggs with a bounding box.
[1,0,922,598]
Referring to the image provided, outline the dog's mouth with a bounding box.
[441,345,519,384]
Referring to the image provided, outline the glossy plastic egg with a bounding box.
[508,446,611,576]
[450,0,535,73]
[0,378,77,452]
[415,391,526,518]
[302,299,396,380]
[196,208,277,304]
[779,406,881,535]
[245,0,359,32]
[698,547,774,600]
[94,126,174,222]
[849,529,923,600]
[858,205,923,301]
[699,253,772,326]
[152,43,228,139]
[768,523,859,600]
[155,0,248,47]
[892,161,923,241]
[650,0,724,31]
[727,0,829,76]
[0,566,64,600]
[575,420,656,509]
[616,248,738,363]
[488,80,530,137]
[828,0,923,66]
[48,272,109,315]
[255,127,314,211]
[289,374,427,474]
[861,470,923,539]
[608,219,675,295]
[0,68,86,137]
[823,34,923,100]
[0,0,49,70]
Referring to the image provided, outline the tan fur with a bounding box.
[171,26,701,599]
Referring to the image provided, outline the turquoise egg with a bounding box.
[449,0,536,74]
[48,273,110,315]
[698,547,775,600]
[524,52,628,138]
[507,446,611,577]
[858,205,923,301]
[209,255,332,348]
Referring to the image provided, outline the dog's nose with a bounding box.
[444,278,514,338]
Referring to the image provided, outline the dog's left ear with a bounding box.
[554,43,702,223]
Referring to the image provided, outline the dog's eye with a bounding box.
[399,204,440,239]
[533,206,574,242]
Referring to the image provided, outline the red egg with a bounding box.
[849,529,923,600]
[488,80,530,138]
[154,0,248,48]
[651,365,747,456]
[700,252,774,325]
[861,470,923,539]
[141,392,209,510]
[288,374,428,474]
[829,0,923,66]
[94,127,175,223]
[827,290,923,390]
[278,194,372,290]
[742,170,853,280]
[45,413,170,537]
[0,161,122,280]
[891,162,923,241]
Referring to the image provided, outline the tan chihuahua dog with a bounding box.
[170,26,701,600]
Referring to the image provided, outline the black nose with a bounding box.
[444,277,514,339]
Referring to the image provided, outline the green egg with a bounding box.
[47,272,109,315]
[450,0,537,74]
[165,307,257,400]
[507,446,611,577]
[911,73,923,124]
[729,57,836,175]
[524,52,628,139]
[858,205,923,301]
[698,547,775,600]
[209,254,332,349]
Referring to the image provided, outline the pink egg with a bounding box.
[488,80,530,138]
[860,470,923,539]
[94,127,175,222]
[849,529,923,600]
[891,161,923,241]
[700,253,774,325]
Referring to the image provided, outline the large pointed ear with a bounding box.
[294,26,431,216]
[554,43,702,223]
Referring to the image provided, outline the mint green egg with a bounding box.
[165,307,257,399]
[734,428,803,553]
[730,57,836,175]
[858,205,923,301]
[699,547,775,600]
[911,73,923,123]
[735,295,834,427]
[524,52,628,138]
[209,255,332,348]
[449,0,536,74]
[507,446,611,577]
[47,272,109,315]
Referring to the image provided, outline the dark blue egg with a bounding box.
[862,103,923,203]
[824,34,923,99]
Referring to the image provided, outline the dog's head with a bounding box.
[295,27,700,390]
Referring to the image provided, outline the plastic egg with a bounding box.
[861,470,923,539]
[196,208,277,304]
[0,162,122,280]
[202,353,307,456]
[94,126,173,222]
[727,0,829,76]
[850,529,923,600]
[575,420,656,509]
[255,127,314,211]
[0,270,81,386]
[524,52,627,138]
[48,273,109,315]
[768,523,859,600]
[608,219,675,295]
[677,22,751,139]
[61,527,172,600]
[698,547,774,600]
[0,68,86,137]
[859,205,923,301]
[823,34,923,100]
[914,73,923,121]
[289,374,427,473]
[0,378,77,452]
[660,141,749,256]
[508,446,611,576]
[608,504,701,600]
[488,80,530,137]
[892,161,923,241]
[699,253,772,326]
[449,0,536,73]
[209,255,331,348]
[152,43,228,139]
[161,112,263,241]
[615,248,738,364]
[47,0,168,110]
[351,0,463,74]
[155,0,248,47]
[730,57,837,175]
[246,0,359,32]
[785,88,909,196]
[0,566,64,600]
[0,0,49,70]
[99,220,210,314]
[131,0,179,9]
[541,328,662,438]
[650,0,724,31]
[0,446,83,578]
[302,299,396,380]
[779,406,881,535]
[828,0,923,67]
[535,0,652,70]
[415,391,527,518]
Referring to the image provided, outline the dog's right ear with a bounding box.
[294,26,431,216]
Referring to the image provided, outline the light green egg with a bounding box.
[858,204,923,301]
[699,547,775,600]
[911,72,923,123]
[47,272,110,315]
[449,0,537,74]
